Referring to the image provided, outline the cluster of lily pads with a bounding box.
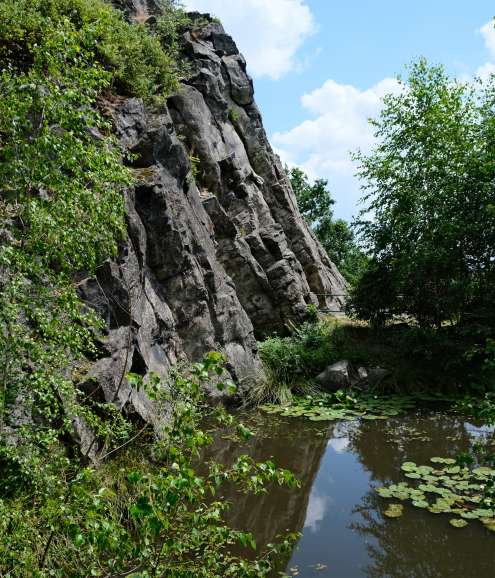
[377,457,495,531]
[259,393,418,422]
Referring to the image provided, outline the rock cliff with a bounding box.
[78,2,346,420]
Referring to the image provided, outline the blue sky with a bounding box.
[184,0,495,219]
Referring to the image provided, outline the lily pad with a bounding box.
[404,472,421,479]
[412,500,429,509]
[473,467,494,476]
[430,457,456,465]
[449,518,468,528]
[384,504,404,518]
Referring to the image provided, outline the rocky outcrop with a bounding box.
[78,3,347,422]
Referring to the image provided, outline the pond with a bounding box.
[204,411,495,578]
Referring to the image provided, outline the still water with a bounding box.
[205,411,495,578]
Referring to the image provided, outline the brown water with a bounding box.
[205,411,495,578]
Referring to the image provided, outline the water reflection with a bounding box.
[204,411,495,578]
[352,490,494,578]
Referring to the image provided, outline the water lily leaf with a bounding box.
[412,500,429,508]
[472,509,494,518]
[473,467,494,476]
[384,504,404,518]
[430,457,456,465]
[418,484,438,493]
[460,511,479,520]
[401,462,417,471]
[405,472,421,479]
[450,518,468,528]
[483,521,495,532]
[377,488,393,498]
[259,405,281,414]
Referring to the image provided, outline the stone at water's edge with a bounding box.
[315,361,390,391]
[77,2,347,427]
[316,360,358,392]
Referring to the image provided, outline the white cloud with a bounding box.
[273,77,401,220]
[182,0,315,79]
[304,491,330,533]
[480,20,495,58]
[476,61,495,81]
[476,20,495,81]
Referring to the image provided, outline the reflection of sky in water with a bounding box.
[287,430,372,578]
[465,421,495,442]
[327,436,350,454]
[304,492,331,533]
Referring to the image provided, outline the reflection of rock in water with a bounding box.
[202,416,331,553]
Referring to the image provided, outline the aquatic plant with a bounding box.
[376,457,495,531]
[259,391,419,422]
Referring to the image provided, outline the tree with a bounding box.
[288,167,367,284]
[349,58,495,329]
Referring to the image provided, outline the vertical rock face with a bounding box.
[79,5,346,418]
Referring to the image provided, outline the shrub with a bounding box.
[257,320,338,392]
[0,355,299,577]
[0,0,186,100]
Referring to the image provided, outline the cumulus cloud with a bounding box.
[480,20,495,58]
[476,61,495,81]
[304,492,330,533]
[182,0,315,79]
[476,20,495,81]
[273,77,401,219]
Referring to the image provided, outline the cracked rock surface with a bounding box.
[78,4,347,423]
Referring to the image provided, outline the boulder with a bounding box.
[315,360,357,392]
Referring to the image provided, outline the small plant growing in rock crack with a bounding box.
[188,154,202,184]
[229,107,240,123]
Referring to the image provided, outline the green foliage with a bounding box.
[453,392,495,425]
[188,154,202,184]
[0,0,141,485]
[288,167,367,284]
[0,0,190,470]
[0,355,299,577]
[0,0,185,100]
[350,58,495,329]
[257,316,488,396]
[257,320,339,391]
[228,107,240,123]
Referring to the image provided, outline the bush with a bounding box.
[0,0,186,99]
[257,320,339,394]
[0,355,299,577]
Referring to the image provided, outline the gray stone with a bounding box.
[367,367,391,386]
[315,361,356,392]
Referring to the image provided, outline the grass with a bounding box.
[254,316,481,403]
